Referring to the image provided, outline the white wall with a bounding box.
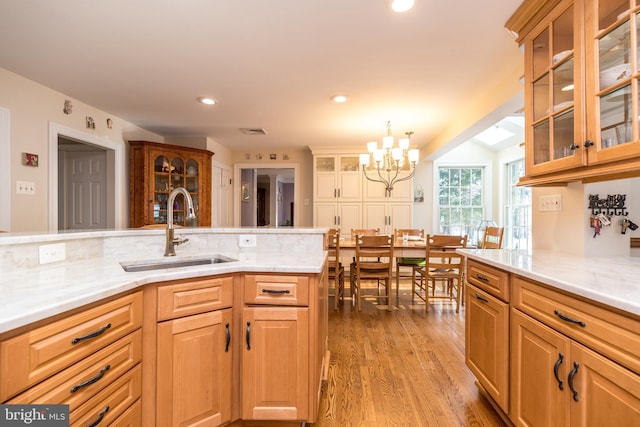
[0,67,161,232]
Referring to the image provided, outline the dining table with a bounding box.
[338,237,427,258]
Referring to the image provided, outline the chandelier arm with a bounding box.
[390,166,416,184]
[362,167,388,186]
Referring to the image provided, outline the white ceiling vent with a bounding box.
[239,128,268,135]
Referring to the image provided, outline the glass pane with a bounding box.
[553,110,575,159]
[154,175,168,192]
[533,74,550,121]
[533,120,550,164]
[553,5,573,60]
[186,176,198,192]
[600,84,633,147]
[599,21,631,91]
[533,28,550,79]
[316,157,335,172]
[186,159,199,176]
[155,155,169,172]
[553,57,574,111]
[340,156,359,172]
[171,157,184,174]
[599,0,629,30]
[172,173,184,190]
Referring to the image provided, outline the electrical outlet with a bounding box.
[16,180,35,195]
[39,242,66,264]
[239,235,257,247]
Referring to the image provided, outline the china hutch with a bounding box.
[507,0,640,185]
[129,141,213,228]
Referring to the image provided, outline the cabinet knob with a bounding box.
[584,140,594,147]
[569,143,580,150]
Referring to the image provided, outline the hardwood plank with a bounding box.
[312,281,506,427]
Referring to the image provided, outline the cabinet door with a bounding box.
[157,309,232,427]
[337,155,362,202]
[242,307,309,421]
[314,173,338,202]
[362,202,388,232]
[388,203,412,231]
[569,342,640,427]
[524,0,586,177]
[465,285,510,413]
[584,1,640,165]
[337,203,361,233]
[510,309,570,427]
[313,203,337,227]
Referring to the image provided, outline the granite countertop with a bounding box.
[0,228,327,335]
[459,249,640,317]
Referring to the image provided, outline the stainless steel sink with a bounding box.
[120,255,237,272]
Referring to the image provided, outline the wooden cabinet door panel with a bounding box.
[465,284,510,412]
[157,309,232,427]
[510,309,570,427]
[242,307,309,421]
[570,343,640,427]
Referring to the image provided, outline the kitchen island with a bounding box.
[460,249,640,427]
[0,227,329,427]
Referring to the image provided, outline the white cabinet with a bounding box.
[314,202,361,231]
[362,171,413,202]
[313,155,361,203]
[362,202,412,234]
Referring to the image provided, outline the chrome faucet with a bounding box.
[165,187,197,256]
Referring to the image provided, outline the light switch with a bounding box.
[16,181,35,195]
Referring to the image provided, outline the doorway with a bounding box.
[48,123,123,231]
[234,163,299,227]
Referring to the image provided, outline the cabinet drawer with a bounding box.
[244,274,309,306]
[0,292,143,401]
[466,259,510,302]
[157,276,233,320]
[70,364,141,427]
[7,329,142,410]
[512,276,640,375]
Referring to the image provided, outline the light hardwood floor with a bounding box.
[312,279,506,427]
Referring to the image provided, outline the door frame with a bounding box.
[0,107,9,231]
[233,162,299,227]
[48,122,124,231]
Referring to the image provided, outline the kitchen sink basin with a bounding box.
[120,255,237,272]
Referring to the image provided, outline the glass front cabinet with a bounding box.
[129,141,213,228]
[509,0,640,184]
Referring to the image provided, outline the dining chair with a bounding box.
[480,226,504,249]
[327,228,345,310]
[353,234,394,311]
[393,228,425,298]
[411,234,467,312]
[349,228,380,291]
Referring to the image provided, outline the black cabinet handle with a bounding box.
[86,406,109,427]
[262,289,290,294]
[553,353,564,391]
[554,310,586,327]
[568,361,579,402]
[71,323,112,345]
[475,274,490,282]
[246,321,251,351]
[225,323,230,353]
[584,140,594,147]
[71,365,110,393]
[569,143,580,150]
[474,293,489,303]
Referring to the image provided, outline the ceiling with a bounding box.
[0,0,524,152]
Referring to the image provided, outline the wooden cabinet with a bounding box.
[241,272,328,424]
[129,140,213,227]
[507,0,640,185]
[152,276,234,427]
[0,292,143,426]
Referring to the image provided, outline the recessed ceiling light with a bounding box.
[199,97,216,105]
[388,0,414,12]
[332,95,348,103]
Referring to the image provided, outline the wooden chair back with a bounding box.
[355,234,394,279]
[481,226,504,249]
[424,234,468,279]
[350,228,379,239]
[327,228,341,264]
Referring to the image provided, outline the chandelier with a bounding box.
[359,121,420,197]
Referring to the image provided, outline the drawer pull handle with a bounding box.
[475,293,489,303]
[246,321,251,351]
[262,289,291,295]
[475,274,490,282]
[553,310,586,327]
[553,353,564,391]
[71,364,110,393]
[568,361,579,402]
[71,323,112,344]
[225,322,231,353]
[87,405,110,427]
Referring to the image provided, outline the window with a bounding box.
[437,166,485,239]
[504,159,531,251]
